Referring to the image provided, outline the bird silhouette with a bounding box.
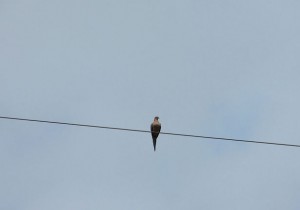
[151,116,161,151]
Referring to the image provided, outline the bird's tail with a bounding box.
[153,138,157,151]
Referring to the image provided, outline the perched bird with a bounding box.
[151,116,161,151]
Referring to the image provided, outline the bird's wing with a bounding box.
[152,124,161,133]
[150,123,154,132]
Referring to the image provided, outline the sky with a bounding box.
[1,0,300,209]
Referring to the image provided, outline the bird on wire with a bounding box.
[151,116,161,151]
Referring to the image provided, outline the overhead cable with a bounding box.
[0,115,299,148]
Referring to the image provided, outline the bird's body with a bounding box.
[151,117,161,151]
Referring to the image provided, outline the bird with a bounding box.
[151,116,161,151]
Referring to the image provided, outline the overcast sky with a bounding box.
[1,0,300,209]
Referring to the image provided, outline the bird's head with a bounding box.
[154,116,159,121]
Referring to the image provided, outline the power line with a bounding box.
[0,115,299,148]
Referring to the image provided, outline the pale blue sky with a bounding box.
[1,0,300,209]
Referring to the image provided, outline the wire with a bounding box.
[0,115,300,148]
